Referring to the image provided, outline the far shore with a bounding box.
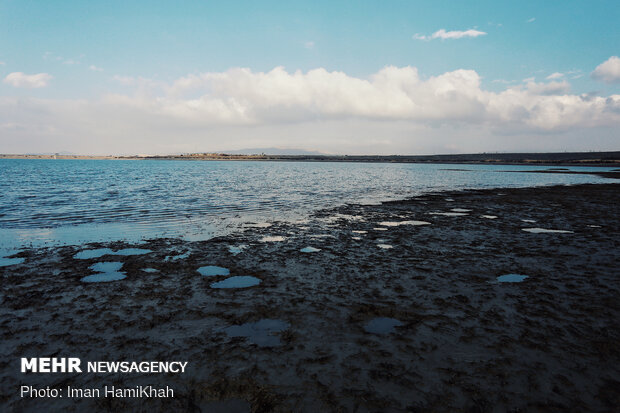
[1,151,620,167]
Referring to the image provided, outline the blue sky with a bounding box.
[1,0,619,154]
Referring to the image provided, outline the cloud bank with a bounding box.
[3,72,52,88]
[104,66,619,131]
[1,65,619,155]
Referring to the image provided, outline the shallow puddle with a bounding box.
[300,246,321,253]
[379,220,431,227]
[142,268,159,273]
[522,228,573,234]
[197,266,230,276]
[224,319,289,347]
[81,261,126,283]
[364,317,404,334]
[0,256,25,267]
[429,212,468,216]
[496,274,529,283]
[73,248,115,260]
[379,221,400,227]
[210,276,261,289]
[260,236,286,242]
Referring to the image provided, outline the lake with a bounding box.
[0,159,616,251]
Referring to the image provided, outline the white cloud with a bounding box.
[414,29,487,41]
[0,61,5,66]
[546,72,564,80]
[1,66,619,155]
[527,17,536,23]
[103,66,619,132]
[524,79,570,95]
[591,56,620,83]
[304,41,315,49]
[3,72,52,88]
[89,65,104,72]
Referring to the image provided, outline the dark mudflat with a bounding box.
[1,183,619,412]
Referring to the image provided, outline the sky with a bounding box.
[1,0,619,155]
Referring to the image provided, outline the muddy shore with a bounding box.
[1,183,619,412]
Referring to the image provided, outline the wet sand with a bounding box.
[1,183,619,412]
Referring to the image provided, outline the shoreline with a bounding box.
[1,151,620,167]
[2,183,619,412]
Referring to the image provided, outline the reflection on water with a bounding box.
[429,212,468,216]
[0,159,615,250]
[210,276,261,288]
[81,261,126,282]
[74,248,115,259]
[522,228,573,234]
[379,220,430,226]
[300,246,320,253]
[260,236,286,242]
[496,274,529,283]
[197,266,230,276]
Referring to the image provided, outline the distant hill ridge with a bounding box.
[1,151,619,166]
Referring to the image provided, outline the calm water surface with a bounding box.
[0,159,616,251]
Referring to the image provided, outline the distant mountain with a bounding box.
[223,147,327,155]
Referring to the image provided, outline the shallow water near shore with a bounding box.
[0,159,617,250]
[0,256,25,267]
[210,276,261,289]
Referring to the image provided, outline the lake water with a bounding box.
[0,159,616,251]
